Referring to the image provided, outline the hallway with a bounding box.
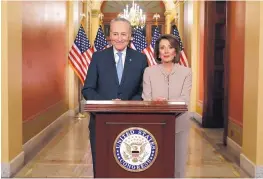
[15,115,248,178]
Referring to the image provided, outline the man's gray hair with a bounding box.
[110,17,132,33]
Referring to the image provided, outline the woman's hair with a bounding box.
[154,34,181,64]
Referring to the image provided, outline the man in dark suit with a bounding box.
[82,17,148,177]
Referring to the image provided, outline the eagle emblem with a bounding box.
[113,127,158,172]
[122,142,148,163]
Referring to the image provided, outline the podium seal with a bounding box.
[113,127,158,172]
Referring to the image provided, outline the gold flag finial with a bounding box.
[98,13,104,25]
[153,13,160,26]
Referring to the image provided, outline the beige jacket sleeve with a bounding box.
[142,67,152,101]
[175,69,192,106]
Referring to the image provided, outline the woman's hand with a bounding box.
[154,97,167,101]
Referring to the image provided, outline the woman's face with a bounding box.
[158,39,176,63]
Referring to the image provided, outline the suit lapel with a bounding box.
[108,47,119,85]
[120,48,133,86]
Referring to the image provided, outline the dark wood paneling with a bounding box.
[96,113,175,177]
[202,1,226,128]
[84,101,187,113]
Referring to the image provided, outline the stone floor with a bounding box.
[15,115,249,178]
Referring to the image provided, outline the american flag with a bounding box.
[130,28,156,66]
[146,26,161,66]
[93,25,110,51]
[68,24,93,85]
[172,25,189,67]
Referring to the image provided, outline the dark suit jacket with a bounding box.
[82,47,148,101]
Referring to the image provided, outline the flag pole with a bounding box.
[75,79,86,119]
[74,13,87,120]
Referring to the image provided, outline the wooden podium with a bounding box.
[84,100,187,178]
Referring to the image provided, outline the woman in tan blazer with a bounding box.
[142,34,192,178]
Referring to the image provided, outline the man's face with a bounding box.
[110,21,131,51]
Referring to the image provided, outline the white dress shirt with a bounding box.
[113,47,127,67]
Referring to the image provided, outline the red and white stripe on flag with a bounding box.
[68,24,93,84]
[145,45,157,66]
[130,42,157,66]
[179,50,189,67]
[68,45,93,84]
